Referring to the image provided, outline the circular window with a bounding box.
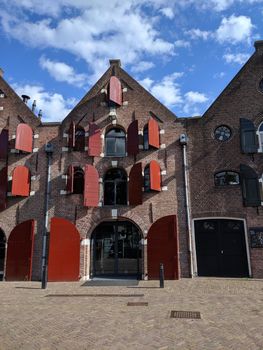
[214,125,231,142]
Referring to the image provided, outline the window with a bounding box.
[259,176,263,205]
[214,125,231,142]
[105,128,126,156]
[0,90,5,98]
[73,167,84,194]
[259,78,263,93]
[143,125,149,150]
[214,171,239,186]
[257,122,263,152]
[74,126,85,152]
[104,168,127,205]
[144,165,150,192]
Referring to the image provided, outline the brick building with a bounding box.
[0,42,262,282]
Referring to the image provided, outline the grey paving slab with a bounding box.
[0,278,263,349]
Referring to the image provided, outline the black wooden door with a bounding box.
[195,219,249,277]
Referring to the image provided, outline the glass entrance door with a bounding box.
[92,221,142,278]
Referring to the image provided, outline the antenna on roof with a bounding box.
[38,109,42,120]
[32,100,37,113]
[22,94,30,104]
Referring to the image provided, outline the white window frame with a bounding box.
[259,175,263,206]
[257,122,263,152]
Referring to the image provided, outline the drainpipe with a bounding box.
[179,134,194,278]
[41,143,54,289]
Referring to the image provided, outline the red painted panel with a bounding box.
[0,167,8,211]
[148,118,160,148]
[11,166,30,196]
[67,165,74,193]
[127,120,139,156]
[48,217,80,281]
[0,129,8,159]
[15,124,33,153]
[68,121,75,148]
[5,220,35,281]
[84,165,99,207]
[129,163,142,205]
[109,76,122,106]
[88,123,101,156]
[150,160,161,191]
[147,215,179,280]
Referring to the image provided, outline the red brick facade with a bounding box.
[0,42,263,281]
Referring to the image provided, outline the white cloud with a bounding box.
[185,91,208,103]
[12,83,76,121]
[174,40,190,48]
[131,61,155,73]
[139,77,155,90]
[223,53,250,64]
[213,71,226,78]
[39,56,87,87]
[159,7,174,19]
[216,15,254,44]
[0,2,175,81]
[186,28,211,40]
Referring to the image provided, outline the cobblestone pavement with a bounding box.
[0,278,263,350]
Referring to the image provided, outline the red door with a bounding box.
[147,215,179,279]
[5,220,35,281]
[48,217,80,281]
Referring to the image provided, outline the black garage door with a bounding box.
[195,219,249,277]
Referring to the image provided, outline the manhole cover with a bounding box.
[127,302,148,306]
[170,311,201,319]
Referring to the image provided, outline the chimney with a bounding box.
[109,59,121,67]
[38,109,42,120]
[21,94,30,104]
[32,100,37,113]
[254,40,263,55]
[0,68,4,77]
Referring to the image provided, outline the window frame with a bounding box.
[103,168,127,206]
[105,127,126,157]
[73,167,84,194]
[257,122,263,153]
[74,126,85,152]
[214,171,240,187]
[259,175,263,206]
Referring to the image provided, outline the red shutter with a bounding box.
[48,217,80,281]
[127,120,139,156]
[84,165,99,207]
[148,118,160,148]
[147,215,178,279]
[150,160,161,191]
[68,121,75,148]
[67,165,74,193]
[11,166,30,196]
[129,163,142,205]
[0,167,8,211]
[109,76,122,106]
[88,123,101,156]
[0,129,8,159]
[15,124,33,153]
[5,220,35,281]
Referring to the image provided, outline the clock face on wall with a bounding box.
[214,125,231,141]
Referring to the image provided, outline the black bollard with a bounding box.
[159,263,164,288]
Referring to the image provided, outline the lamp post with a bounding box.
[41,143,53,289]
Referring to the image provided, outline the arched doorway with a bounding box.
[0,229,6,281]
[91,220,143,279]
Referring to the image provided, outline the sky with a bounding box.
[0,0,262,122]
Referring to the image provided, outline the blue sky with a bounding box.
[0,0,262,122]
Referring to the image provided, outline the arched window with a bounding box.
[143,125,149,150]
[258,122,263,152]
[73,167,84,194]
[144,164,150,192]
[104,168,127,205]
[74,126,85,152]
[214,171,240,186]
[105,128,126,156]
